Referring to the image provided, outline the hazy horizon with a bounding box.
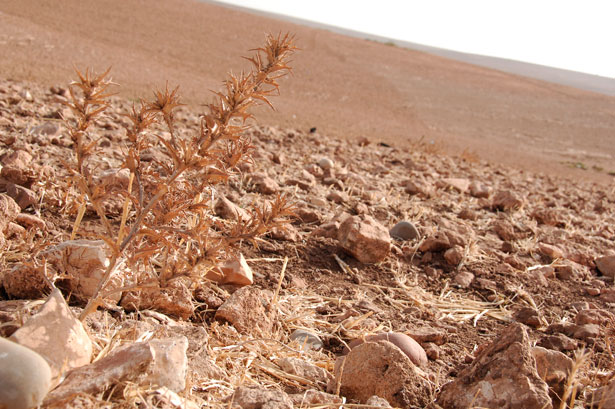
[213,0,615,80]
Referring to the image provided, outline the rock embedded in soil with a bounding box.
[0,337,52,409]
[249,173,280,194]
[345,332,428,367]
[44,341,155,405]
[337,214,391,263]
[365,395,393,408]
[206,253,254,286]
[389,220,420,241]
[214,196,250,221]
[215,286,274,336]
[453,270,474,288]
[595,255,615,280]
[276,357,332,386]
[10,288,92,379]
[332,340,431,408]
[437,322,552,409]
[439,177,470,193]
[0,193,21,233]
[6,183,37,209]
[289,329,323,350]
[42,239,126,304]
[532,346,574,403]
[146,337,189,393]
[289,390,343,406]
[513,307,542,328]
[444,245,464,266]
[231,386,293,409]
[592,379,615,409]
[418,231,451,252]
[492,190,524,211]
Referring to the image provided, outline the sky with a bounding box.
[216,0,615,78]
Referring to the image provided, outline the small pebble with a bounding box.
[317,157,334,170]
[289,329,323,350]
[389,221,420,241]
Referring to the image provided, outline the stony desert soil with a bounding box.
[1,0,615,183]
[0,1,614,408]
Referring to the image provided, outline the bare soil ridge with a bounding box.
[1,0,614,182]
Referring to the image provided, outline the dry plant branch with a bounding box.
[58,33,297,320]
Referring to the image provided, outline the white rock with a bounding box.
[0,337,52,409]
[317,157,334,170]
[146,337,189,392]
[10,288,92,379]
[42,239,127,303]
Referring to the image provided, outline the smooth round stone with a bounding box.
[345,332,428,367]
[0,337,52,409]
[289,329,323,350]
[317,157,334,170]
[389,221,420,241]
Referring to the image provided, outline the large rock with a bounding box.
[44,341,154,405]
[337,215,391,263]
[42,239,127,304]
[592,379,615,409]
[331,340,430,408]
[10,288,92,379]
[532,346,573,404]
[437,323,552,409]
[345,332,428,367]
[0,337,52,409]
[215,286,274,336]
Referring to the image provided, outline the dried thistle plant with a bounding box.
[60,33,297,319]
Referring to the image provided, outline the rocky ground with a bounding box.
[0,77,614,409]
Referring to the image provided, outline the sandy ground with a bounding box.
[1,0,614,183]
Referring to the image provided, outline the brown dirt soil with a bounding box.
[1,0,614,184]
[0,2,614,408]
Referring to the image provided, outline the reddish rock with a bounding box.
[595,255,615,279]
[332,340,431,408]
[592,379,615,409]
[310,221,340,239]
[345,332,428,367]
[453,270,474,288]
[532,346,574,404]
[444,246,464,266]
[469,181,491,198]
[249,173,280,194]
[575,308,614,326]
[44,342,155,405]
[538,243,564,260]
[419,232,451,252]
[6,183,37,209]
[439,177,470,193]
[537,334,578,352]
[214,196,250,221]
[513,307,542,328]
[493,219,516,241]
[276,357,332,386]
[289,390,343,406]
[337,215,391,263]
[205,253,254,286]
[0,194,20,233]
[232,386,293,409]
[215,286,274,336]
[406,327,447,345]
[437,323,552,409]
[492,190,524,211]
[14,213,46,230]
